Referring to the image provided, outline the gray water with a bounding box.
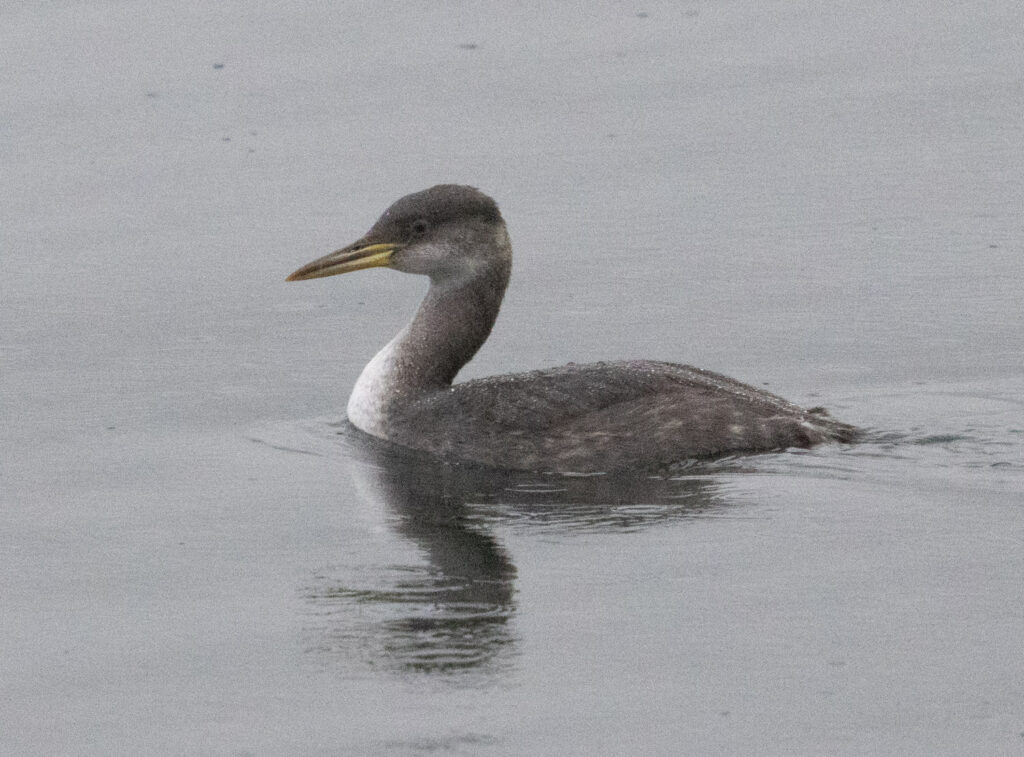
[3,2,1023,755]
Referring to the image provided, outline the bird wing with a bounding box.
[438,360,804,430]
[388,360,852,471]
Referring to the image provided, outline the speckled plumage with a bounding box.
[387,360,856,471]
[288,185,856,473]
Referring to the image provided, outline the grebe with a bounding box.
[287,184,855,472]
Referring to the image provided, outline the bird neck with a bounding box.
[347,256,511,436]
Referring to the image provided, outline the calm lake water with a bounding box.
[3,2,1023,755]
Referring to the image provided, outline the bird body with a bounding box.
[287,185,855,472]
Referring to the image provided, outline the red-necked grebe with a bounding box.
[287,184,856,472]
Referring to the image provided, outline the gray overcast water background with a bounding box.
[3,2,1023,755]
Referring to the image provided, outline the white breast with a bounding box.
[346,332,405,439]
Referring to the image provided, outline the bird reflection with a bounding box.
[303,422,730,675]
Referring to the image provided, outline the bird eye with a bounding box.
[411,219,429,236]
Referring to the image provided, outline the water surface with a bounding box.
[3,2,1023,754]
